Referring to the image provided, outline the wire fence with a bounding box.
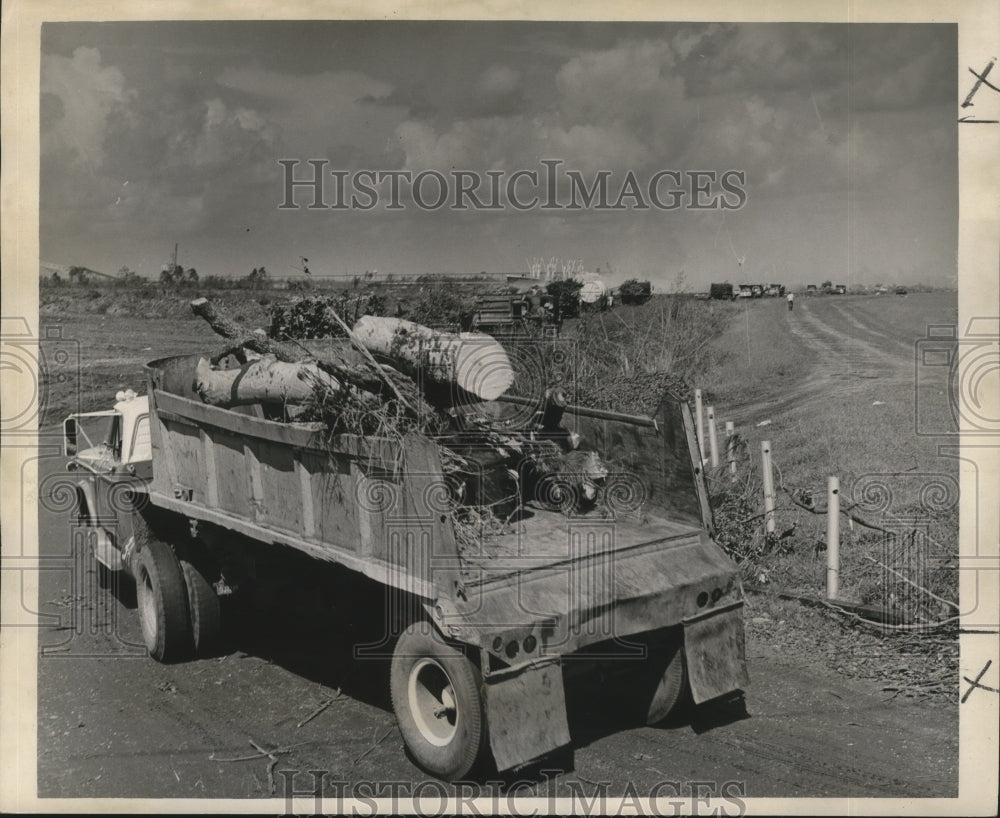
[701,428,958,635]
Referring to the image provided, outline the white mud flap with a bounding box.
[89,527,124,572]
[484,658,571,771]
[683,601,750,704]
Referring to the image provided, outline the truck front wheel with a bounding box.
[134,540,191,663]
[390,622,487,781]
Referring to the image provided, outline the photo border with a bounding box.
[2,1,997,814]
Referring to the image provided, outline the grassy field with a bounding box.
[702,292,957,491]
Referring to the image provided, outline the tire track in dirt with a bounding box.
[690,731,944,797]
[824,300,916,357]
[723,301,909,426]
[792,302,906,378]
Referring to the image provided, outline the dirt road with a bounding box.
[33,452,957,802]
[717,293,953,429]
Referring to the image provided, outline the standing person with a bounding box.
[787,291,795,311]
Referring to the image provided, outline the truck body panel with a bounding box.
[147,383,460,601]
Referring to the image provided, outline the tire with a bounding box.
[134,539,191,663]
[180,560,222,657]
[390,622,488,781]
[644,638,690,725]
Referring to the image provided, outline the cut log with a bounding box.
[190,297,245,340]
[351,316,514,401]
[190,298,485,420]
[193,355,340,407]
[193,298,414,398]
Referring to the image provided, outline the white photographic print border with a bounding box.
[2,1,997,814]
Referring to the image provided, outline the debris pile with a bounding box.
[189,298,616,533]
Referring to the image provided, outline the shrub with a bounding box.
[619,279,653,305]
[546,279,584,318]
[403,284,476,329]
[268,293,388,339]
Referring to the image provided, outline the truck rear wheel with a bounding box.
[180,560,221,657]
[645,638,689,725]
[390,622,487,781]
[134,540,191,663]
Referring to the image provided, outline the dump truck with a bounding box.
[63,352,749,780]
[464,292,561,337]
[709,283,735,301]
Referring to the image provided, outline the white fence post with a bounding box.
[725,421,736,481]
[760,440,776,534]
[827,475,840,600]
[694,389,706,463]
[707,406,719,468]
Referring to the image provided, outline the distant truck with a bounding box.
[63,357,749,780]
[465,292,561,337]
[764,284,786,297]
[709,282,735,300]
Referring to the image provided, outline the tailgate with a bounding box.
[450,532,742,660]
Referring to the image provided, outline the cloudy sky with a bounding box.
[40,21,957,288]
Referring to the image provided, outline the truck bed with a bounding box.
[145,352,717,611]
[457,505,703,585]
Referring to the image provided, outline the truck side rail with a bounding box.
[145,355,464,602]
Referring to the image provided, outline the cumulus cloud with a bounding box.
[38,21,956,287]
[41,46,131,168]
[479,65,520,95]
[189,97,280,168]
[393,38,692,177]
[394,114,652,178]
[215,66,399,157]
[556,38,687,125]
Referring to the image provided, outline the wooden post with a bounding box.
[827,475,840,600]
[707,406,719,468]
[694,389,706,463]
[725,421,737,481]
[760,440,776,534]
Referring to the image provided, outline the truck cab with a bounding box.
[64,390,152,572]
